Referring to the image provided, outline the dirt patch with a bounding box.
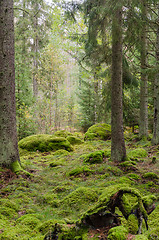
[0,168,17,190]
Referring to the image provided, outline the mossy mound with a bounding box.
[142,195,157,209]
[107,166,123,176]
[37,219,66,235]
[18,134,73,152]
[148,205,159,237]
[66,136,83,145]
[135,235,148,240]
[142,172,159,180]
[0,206,18,219]
[107,226,128,240]
[127,214,138,234]
[67,166,94,177]
[119,160,137,172]
[16,214,41,229]
[61,187,98,211]
[81,151,104,164]
[0,199,19,211]
[127,173,141,180]
[44,222,86,240]
[79,185,148,229]
[54,130,72,138]
[84,123,111,141]
[128,148,147,160]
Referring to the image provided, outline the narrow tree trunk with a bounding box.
[0,0,21,170]
[152,4,159,145]
[111,3,126,162]
[139,0,148,139]
[33,4,39,97]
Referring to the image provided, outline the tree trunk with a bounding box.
[33,3,39,97]
[111,3,126,162]
[0,0,21,170]
[139,0,148,139]
[152,4,159,145]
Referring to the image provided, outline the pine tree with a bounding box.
[0,0,22,172]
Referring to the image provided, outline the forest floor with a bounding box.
[0,133,159,240]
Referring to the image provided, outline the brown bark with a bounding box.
[111,3,126,162]
[0,0,20,167]
[152,4,159,145]
[139,0,148,139]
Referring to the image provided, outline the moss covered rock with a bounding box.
[84,123,111,141]
[61,187,98,211]
[135,235,148,240]
[0,206,18,219]
[147,205,159,238]
[53,130,72,138]
[142,172,159,180]
[107,226,128,240]
[18,134,73,152]
[82,151,104,164]
[67,166,94,177]
[0,199,19,211]
[67,136,83,145]
[128,148,147,160]
[16,214,41,229]
[127,214,138,234]
[37,219,65,234]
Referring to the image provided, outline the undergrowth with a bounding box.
[0,134,159,240]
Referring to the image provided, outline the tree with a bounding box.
[139,0,148,139]
[0,0,22,172]
[111,1,126,162]
[152,3,159,144]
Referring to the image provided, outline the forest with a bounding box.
[0,0,159,239]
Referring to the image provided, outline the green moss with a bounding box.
[43,222,86,240]
[16,214,41,229]
[37,219,65,234]
[0,206,17,219]
[84,123,111,141]
[82,151,104,164]
[128,148,147,159]
[135,235,148,240]
[142,172,159,180]
[127,214,138,234]
[61,187,98,211]
[127,173,141,180]
[148,205,159,234]
[107,226,128,240]
[80,185,148,227]
[142,195,157,209]
[67,136,83,145]
[49,159,65,167]
[0,199,19,211]
[18,134,73,152]
[67,166,94,177]
[146,182,158,188]
[54,130,72,138]
[107,166,123,176]
[147,227,159,239]
[37,193,58,204]
[52,149,70,156]
[103,149,111,157]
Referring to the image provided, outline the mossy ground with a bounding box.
[0,132,159,240]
